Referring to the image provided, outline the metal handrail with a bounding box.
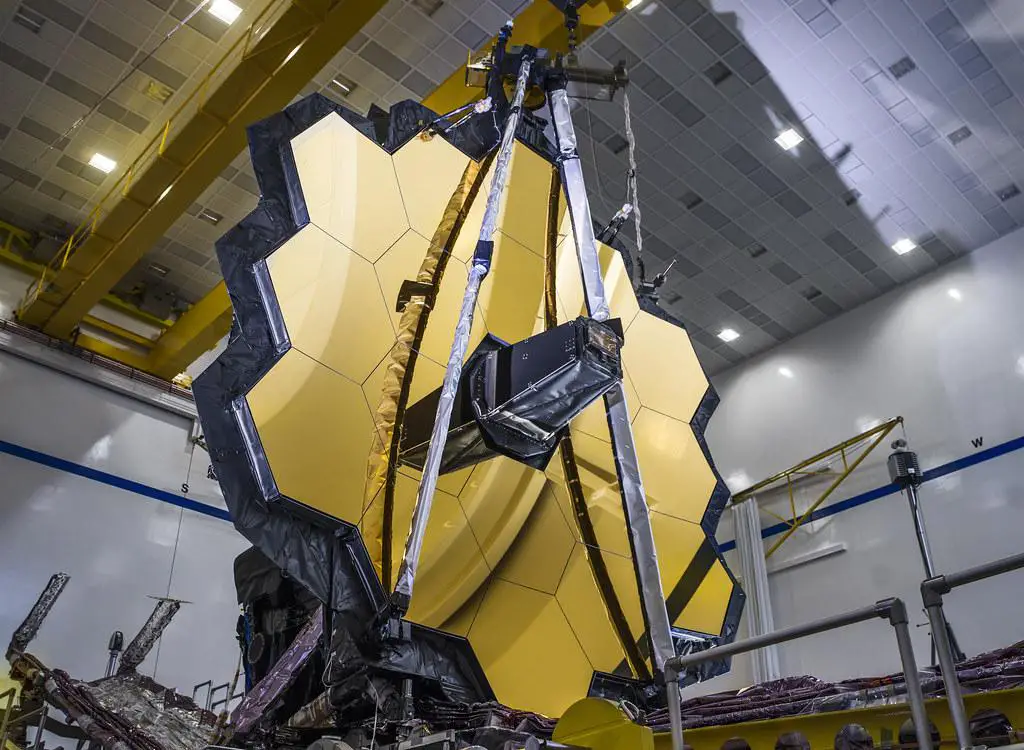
[663,598,932,750]
[0,318,193,399]
[922,549,1024,750]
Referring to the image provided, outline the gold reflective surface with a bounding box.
[267,224,394,382]
[246,348,372,524]
[291,112,408,262]
[242,111,738,718]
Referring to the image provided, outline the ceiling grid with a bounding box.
[0,0,1023,373]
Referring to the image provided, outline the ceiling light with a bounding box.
[778,366,794,378]
[775,128,804,151]
[208,0,242,24]
[892,238,917,255]
[626,0,645,9]
[329,76,356,97]
[88,153,117,173]
[948,288,962,301]
[717,328,740,343]
[639,1,658,15]
[197,208,223,226]
[149,263,169,278]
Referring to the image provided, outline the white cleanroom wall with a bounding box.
[0,345,247,695]
[702,225,1024,691]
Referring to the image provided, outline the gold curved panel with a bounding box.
[246,348,372,523]
[457,459,548,571]
[361,342,445,419]
[571,369,641,443]
[623,312,708,422]
[632,408,717,523]
[267,224,394,382]
[451,143,553,263]
[674,560,733,635]
[544,430,632,558]
[555,543,645,673]
[597,241,641,330]
[467,579,594,716]
[392,133,473,239]
[372,229,487,365]
[290,111,408,262]
[361,472,490,628]
[235,104,739,719]
[649,511,707,600]
[477,232,547,343]
[493,482,576,595]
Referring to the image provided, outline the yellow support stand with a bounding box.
[554,699,655,750]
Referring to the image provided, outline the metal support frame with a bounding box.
[921,550,1024,750]
[549,81,675,673]
[392,39,534,611]
[663,598,932,750]
[732,418,902,558]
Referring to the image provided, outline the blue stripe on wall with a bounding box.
[717,433,1024,553]
[2,433,1023,540]
[0,439,231,522]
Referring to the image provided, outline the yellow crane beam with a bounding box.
[139,0,628,381]
[17,0,388,340]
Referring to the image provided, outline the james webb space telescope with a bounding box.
[194,4,742,745]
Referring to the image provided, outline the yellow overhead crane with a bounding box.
[15,0,390,363]
[13,0,628,382]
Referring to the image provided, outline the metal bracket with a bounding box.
[395,280,434,313]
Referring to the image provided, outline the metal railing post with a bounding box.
[920,549,1024,750]
[663,598,932,750]
[886,599,933,750]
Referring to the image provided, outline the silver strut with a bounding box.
[548,85,676,673]
[392,51,535,610]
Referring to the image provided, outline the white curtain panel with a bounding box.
[733,498,781,683]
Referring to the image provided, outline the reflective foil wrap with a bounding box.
[9,571,69,654]
[604,383,676,672]
[394,52,534,605]
[394,262,487,602]
[232,605,324,733]
[552,82,674,673]
[549,88,611,322]
[474,54,534,267]
[118,599,182,674]
[45,670,215,750]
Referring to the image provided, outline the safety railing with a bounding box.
[662,598,933,750]
[0,318,193,399]
[922,550,1024,750]
[21,0,296,308]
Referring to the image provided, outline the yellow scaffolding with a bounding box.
[16,0,389,341]
[8,0,627,382]
[732,417,903,558]
[0,220,167,350]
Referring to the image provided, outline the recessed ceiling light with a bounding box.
[639,1,658,15]
[209,0,242,24]
[778,366,794,378]
[329,76,356,97]
[947,288,962,301]
[197,208,223,226]
[774,128,804,151]
[88,153,117,173]
[892,238,917,255]
[626,0,645,9]
[149,263,169,278]
[718,328,740,343]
